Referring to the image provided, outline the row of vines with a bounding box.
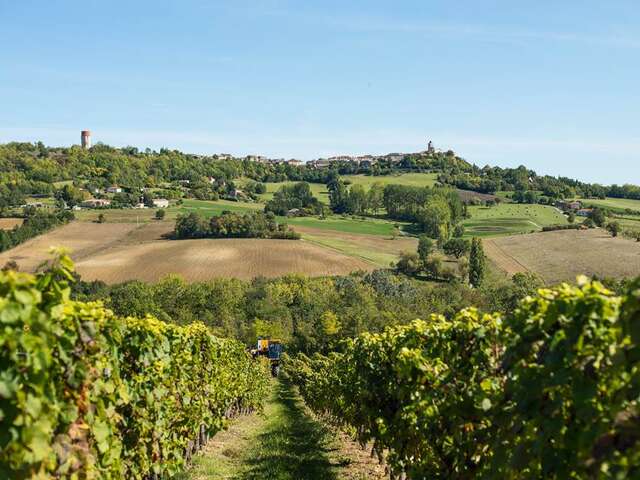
[285,278,640,479]
[0,254,270,479]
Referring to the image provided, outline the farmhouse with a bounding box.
[577,208,593,217]
[80,199,111,208]
[556,200,582,211]
[106,186,122,194]
[152,198,169,208]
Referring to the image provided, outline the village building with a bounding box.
[106,185,122,194]
[152,198,169,208]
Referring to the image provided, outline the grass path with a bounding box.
[178,381,384,480]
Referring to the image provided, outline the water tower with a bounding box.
[81,130,91,149]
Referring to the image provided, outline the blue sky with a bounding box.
[1,1,639,184]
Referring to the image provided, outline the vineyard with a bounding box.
[0,254,270,479]
[285,278,640,479]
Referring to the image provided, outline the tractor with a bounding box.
[251,337,283,377]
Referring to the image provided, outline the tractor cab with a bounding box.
[252,337,283,377]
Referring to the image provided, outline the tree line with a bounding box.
[0,209,74,253]
[174,211,300,240]
[67,266,561,356]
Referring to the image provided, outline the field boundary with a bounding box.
[484,238,530,277]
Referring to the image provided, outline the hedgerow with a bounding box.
[285,278,640,479]
[0,253,270,479]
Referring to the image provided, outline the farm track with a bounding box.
[177,381,385,480]
[483,238,530,277]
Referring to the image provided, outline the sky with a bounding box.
[1,0,639,185]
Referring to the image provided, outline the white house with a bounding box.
[152,198,170,208]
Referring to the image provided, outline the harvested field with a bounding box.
[0,222,141,272]
[0,221,373,282]
[75,239,373,283]
[0,218,23,230]
[485,229,640,284]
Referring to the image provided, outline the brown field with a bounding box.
[0,218,23,230]
[0,221,373,282]
[485,229,640,284]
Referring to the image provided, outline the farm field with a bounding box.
[286,215,401,236]
[251,180,330,204]
[342,172,438,188]
[0,221,374,283]
[0,218,23,230]
[579,197,640,212]
[485,229,640,284]
[294,225,417,267]
[0,222,141,272]
[464,203,567,237]
[74,199,262,223]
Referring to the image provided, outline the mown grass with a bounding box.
[342,172,438,188]
[464,204,567,237]
[302,235,397,267]
[286,215,400,236]
[178,381,343,480]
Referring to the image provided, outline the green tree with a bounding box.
[468,237,485,287]
[590,207,606,227]
[96,213,106,224]
[417,235,434,265]
[347,184,367,215]
[155,209,166,220]
[367,182,385,215]
[174,212,209,238]
[606,221,621,237]
[396,252,422,276]
[443,238,471,258]
[329,179,350,214]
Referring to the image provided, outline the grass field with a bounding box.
[342,172,438,188]
[74,199,263,223]
[464,204,567,237]
[579,197,640,213]
[0,221,374,283]
[294,225,417,267]
[485,229,640,284]
[286,215,402,236]
[252,181,330,204]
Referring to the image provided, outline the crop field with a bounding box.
[0,218,23,230]
[464,204,567,237]
[485,229,640,284]
[294,225,417,267]
[579,197,640,213]
[342,172,438,188]
[0,221,374,282]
